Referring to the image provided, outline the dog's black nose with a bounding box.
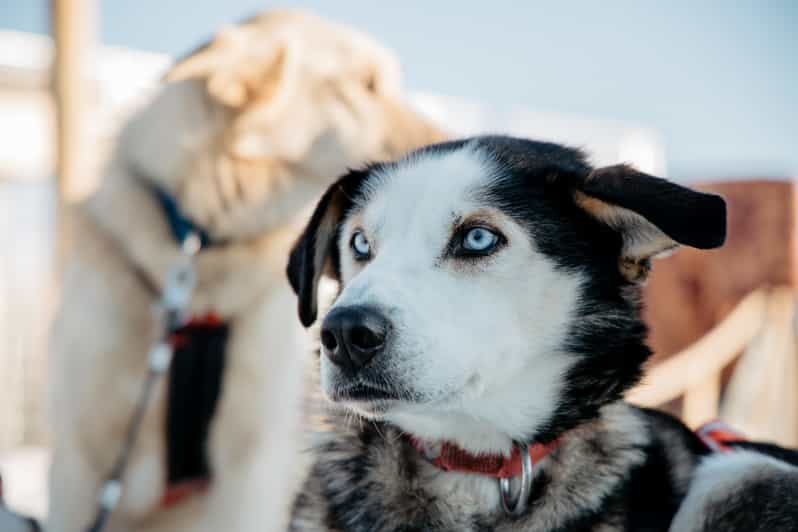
[320,306,389,371]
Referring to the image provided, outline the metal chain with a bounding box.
[84,233,201,532]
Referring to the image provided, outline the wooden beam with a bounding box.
[51,0,98,203]
[682,374,721,428]
[627,289,768,407]
[721,287,798,446]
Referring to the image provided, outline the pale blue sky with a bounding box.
[2,1,796,179]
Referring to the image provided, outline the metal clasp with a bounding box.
[498,441,533,516]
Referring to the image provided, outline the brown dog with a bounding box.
[48,10,443,532]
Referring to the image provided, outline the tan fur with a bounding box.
[47,9,443,532]
[574,191,674,281]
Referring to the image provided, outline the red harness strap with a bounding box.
[409,436,560,478]
[159,478,210,509]
[168,313,224,348]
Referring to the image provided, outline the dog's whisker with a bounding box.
[371,420,387,442]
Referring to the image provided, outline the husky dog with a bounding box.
[286,136,798,531]
[47,10,441,532]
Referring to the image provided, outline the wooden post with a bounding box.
[627,290,768,408]
[721,288,798,447]
[51,0,98,203]
[682,374,721,428]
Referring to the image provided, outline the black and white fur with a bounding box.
[286,136,798,531]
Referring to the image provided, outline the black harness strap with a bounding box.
[152,182,230,487]
[166,320,229,485]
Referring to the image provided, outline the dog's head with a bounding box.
[288,136,725,454]
[120,9,443,240]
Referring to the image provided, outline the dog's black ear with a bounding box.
[287,169,369,327]
[573,164,726,277]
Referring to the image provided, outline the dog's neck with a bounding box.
[83,162,302,318]
[308,401,651,529]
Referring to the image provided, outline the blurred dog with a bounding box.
[48,9,442,532]
[287,136,798,531]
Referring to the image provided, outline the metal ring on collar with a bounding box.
[498,441,533,516]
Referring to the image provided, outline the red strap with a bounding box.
[185,312,223,327]
[169,312,223,348]
[412,419,747,480]
[695,420,746,453]
[159,478,209,509]
[410,437,559,478]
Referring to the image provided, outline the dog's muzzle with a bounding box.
[320,306,390,372]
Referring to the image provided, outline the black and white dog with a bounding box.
[286,136,798,531]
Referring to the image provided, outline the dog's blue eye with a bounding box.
[351,231,371,259]
[463,227,499,252]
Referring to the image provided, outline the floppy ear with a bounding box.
[573,164,726,280]
[287,170,369,327]
[166,26,297,110]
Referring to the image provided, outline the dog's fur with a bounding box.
[287,136,798,531]
[47,10,442,532]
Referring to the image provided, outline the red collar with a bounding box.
[410,419,746,480]
[409,436,560,478]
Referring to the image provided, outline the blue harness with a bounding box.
[152,185,214,248]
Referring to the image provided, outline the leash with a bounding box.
[84,232,201,532]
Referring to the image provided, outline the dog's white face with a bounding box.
[289,136,726,454]
[331,149,581,453]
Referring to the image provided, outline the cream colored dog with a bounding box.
[48,10,442,532]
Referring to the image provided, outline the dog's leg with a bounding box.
[200,287,311,532]
[47,444,102,532]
